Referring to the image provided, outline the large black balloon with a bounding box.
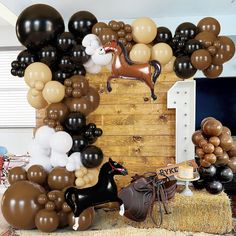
[205,180,223,194]
[175,22,198,39]
[39,45,58,67]
[68,11,97,41]
[216,166,233,183]
[64,112,86,134]
[70,135,89,154]
[16,4,65,49]
[57,32,75,52]
[192,178,206,190]
[198,165,217,180]
[185,39,203,55]
[153,26,172,44]
[59,56,75,72]
[17,50,36,65]
[174,56,197,79]
[70,44,90,64]
[81,145,103,168]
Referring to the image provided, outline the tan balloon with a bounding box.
[151,43,173,65]
[42,81,65,104]
[129,43,151,63]
[132,17,157,44]
[27,88,48,109]
[24,62,52,88]
[162,56,176,73]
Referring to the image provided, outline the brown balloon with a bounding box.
[207,46,217,56]
[27,165,47,185]
[228,157,236,173]
[92,22,108,36]
[57,210,68,228]
[211,51,227,65]
[202,119,223,136]
[200,159,211,167]
[47,167,75,190]
[216,36,235,62]
[1,180,45,229]
[98,28,118,45]
[85,86,100,112]
[222,126,231,136]
[203,64,223,78]
[62,202,72,213]
[192,130,205,145]
[204,153,216,164]
[196,147,205,158]
[228,141,236,157]
[191,49,212,70]
[200,117,216,129]
[195,31,217,48]
[198,139,208,148]
[202,143,215,154]
[68,207,94,231]
[35,209,59,232]
[45,201,56,211]
[46,102,69,123]
[214,146,224,156]
[219,133,233,151]
[8,166,27,185]
[197,17,221,36]
[215,152,230,166]
[209,136,220,147]
[71,75,89,96]
[38,194,48,205]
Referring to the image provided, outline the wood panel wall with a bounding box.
[37,71,181,187]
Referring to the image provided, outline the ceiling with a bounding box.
[1,0,236,27]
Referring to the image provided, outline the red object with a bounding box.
[0,156,4,184]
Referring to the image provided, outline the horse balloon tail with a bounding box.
[65,187,77,215]
[149,60,161,84]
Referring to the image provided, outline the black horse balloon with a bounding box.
[64,158,128,230]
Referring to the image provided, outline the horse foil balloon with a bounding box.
[102,41,161,100]
[64,158,128,230]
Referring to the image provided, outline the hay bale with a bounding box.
[125,189,232,234]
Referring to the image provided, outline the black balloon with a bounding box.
[175,22,198,39]
[64,112,86,134]
[216,166,233,183]
[11,68,18,76]
[185,39,203,55]
[70,135,89,153]
[153,26,172,44]
[73,65,86,76]
[173,56,197,79]
[192,178,206,190]
[16,4,65,49]
[84,128,97,144]
[94,128,103,137]
[70,44,90,64]
[39,45,58,66]
[59,56,75,72]
[87,123,96,130]
[52,70,71,84]
[68,11,98,41]
[17,50,36,65]
[11,60,20,69]
[198,165,217,180]
[17,69,25,77]
[81,145,103,168]
[57,32,75,52]
[205,180,223,194]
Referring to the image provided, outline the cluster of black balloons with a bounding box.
[11,4,98,83]
[63,112,103,168]
[193,161,234,194]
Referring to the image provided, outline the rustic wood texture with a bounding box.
[36,71,181,187]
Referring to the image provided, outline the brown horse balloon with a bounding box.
[102,41,161,100]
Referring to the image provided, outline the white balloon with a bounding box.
[28,155,52,172]
[35,125,55,149]
[82,34,101,55]
[91,47,112,66]
[28,139,50,157]
[82,34,100,47]
[83,58,95,68]
[50,151,68,167]
[66,152,83,171]
[50,131,73,153]
[85,64,102,74]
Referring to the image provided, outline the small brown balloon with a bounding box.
[35,209,59,232]
[200,159,212,167]
[200,117,216,129]
[62,202,72,213]
[198,139,208,148]
[207,46,217,56]
[46,102,69,123]
[47,167,75,190]
[215,152,230,166]
[8,166,27,185]
[27,165,47,185]
[209,136,220,147]
[98,28,118,45]
[192,130,205,145]
[71,75,89,96]
[92,22,108,36]
[228,141,236,157]
[228,156,236,173]
[47,191,57,201]
[57,210,68,228]
[191,49,212,70]
[45,201,56,211]
[222,126,231,135]
[202,119,223,136]
[219,133,233,151]
[214,146,224,156]
[197,17,221,36]
[47,119,57,128]
[195,31,217,48]
[117,29,126,38]
[55,125,64,132]
[204,153,217,164]
[203,64,223,78]
[125,33,133,42]
[124,24,132,33]
[196,147,205,158]
[202,143,215,154]
[118,37,127,46]
[68,208,94,231]
[110,21,121,31]
[38,194,48,205]
[119,21,125,29]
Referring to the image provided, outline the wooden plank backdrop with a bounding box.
[36,71,181,188]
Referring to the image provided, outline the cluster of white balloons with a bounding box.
[82,34,112,73]
[27,126,83,172]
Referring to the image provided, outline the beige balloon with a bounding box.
[75,168,99,188]
[42,81,65,104]
[24,62,52,88]
[162,56,176,73]
[132,17,157,44]
[129,43,151,63]
[27,88,48,109]
[151,43,173,65]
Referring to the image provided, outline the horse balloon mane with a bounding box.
[64,158,128,230]
[102,40,161,100]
